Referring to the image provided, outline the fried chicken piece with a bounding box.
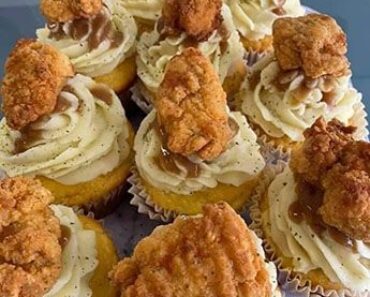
[0,177,62,297]
[290,118,355,185]
[0,176,54,229]
[111,203,272,297]
[40,0,102,23]
[162,0,222,41]
[156,48,233,161]
[1,39,74,131]
[318,141,370,241]
[320,166,370,241]
[273,14,349,78]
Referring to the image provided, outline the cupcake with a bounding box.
[224,0,304,57]
[111,202,281,297]
[0,177,118,297]
[120,0,164,34]
[250,118,370,296]
[131,48,265,220]
[0,40,134,218]
[37,0,137,94]
[238,14,367,152]
[133,0,246,112]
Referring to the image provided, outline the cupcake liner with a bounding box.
[72,181,128,220]
[350,101,369,141]
[244,51,267,67]
[249,162,370,297]
[130,82,153,114]
[128,168,176,222]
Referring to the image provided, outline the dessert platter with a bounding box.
[0,0,369,296]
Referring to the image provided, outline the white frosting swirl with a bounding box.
[121,0,164,21]
[136,4,244,95]
[37,0,137,77]
[265,166,370,293]
[46,205,98,297]
[225,0,304,40]
[241,54,361,141]
[135,110,265,195]
[0,74,131,185]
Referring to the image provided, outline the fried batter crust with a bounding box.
[162,0,223,41]
[0,177,62,297]
[156,48,233,161]
[290,118,355,185]
[273,14,349,78]
[319,142,370,241]
[111,203,272,297]
[1,39,74,131]
[40,0,102,22]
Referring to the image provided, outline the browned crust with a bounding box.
[273,14,349,78]
[1,39,74,131]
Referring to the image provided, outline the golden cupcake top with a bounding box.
[40,0,103,23]
[0,177,62,297]
[155,47,236,161]
[273,14,349,79]
[161,0,223,41]
[110,203,275,296]
[1,39,74,131]
[290,118,370,242]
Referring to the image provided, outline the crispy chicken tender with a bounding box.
[0,176,54,229]
[319,141,370,241]
[111,203,272,297]
[40,0,102,23]
[290,118,355,185]
[273,14,349,78]
[0,177,62,297]
[162,0,223,41]
[156,48,233,161]
[1,39,73,131]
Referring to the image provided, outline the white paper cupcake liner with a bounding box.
[249,162,370,297]
[128,168,176,222]
[130,82,153,114]
[351,101,369,140]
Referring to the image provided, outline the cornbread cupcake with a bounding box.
[224,0,304,56]
[0,40,134,218]
[238,14,367,152]
[250,119,370,297]
[120,0,164,34]
[130,48,265,221]
[0,177,118,297]
[133,0,246,112]
[111,202,281,297]
[37,0,137,93]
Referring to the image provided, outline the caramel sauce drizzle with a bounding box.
[90,85,113,105]
[59,225,71,251]
[48,11,123,51]
[249,67,337,106]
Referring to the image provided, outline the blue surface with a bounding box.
[0,1,369,107]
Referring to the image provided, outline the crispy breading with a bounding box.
[155,48,233,161]
[0,177,62,297]
[111,203,272,297]
[273,14,349,78]
[0,176,54,229]
[40,0,102,22]
[319,142,370,241]
[290,118,355,185]
[162,0,222,41]
[1,39,73,131]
